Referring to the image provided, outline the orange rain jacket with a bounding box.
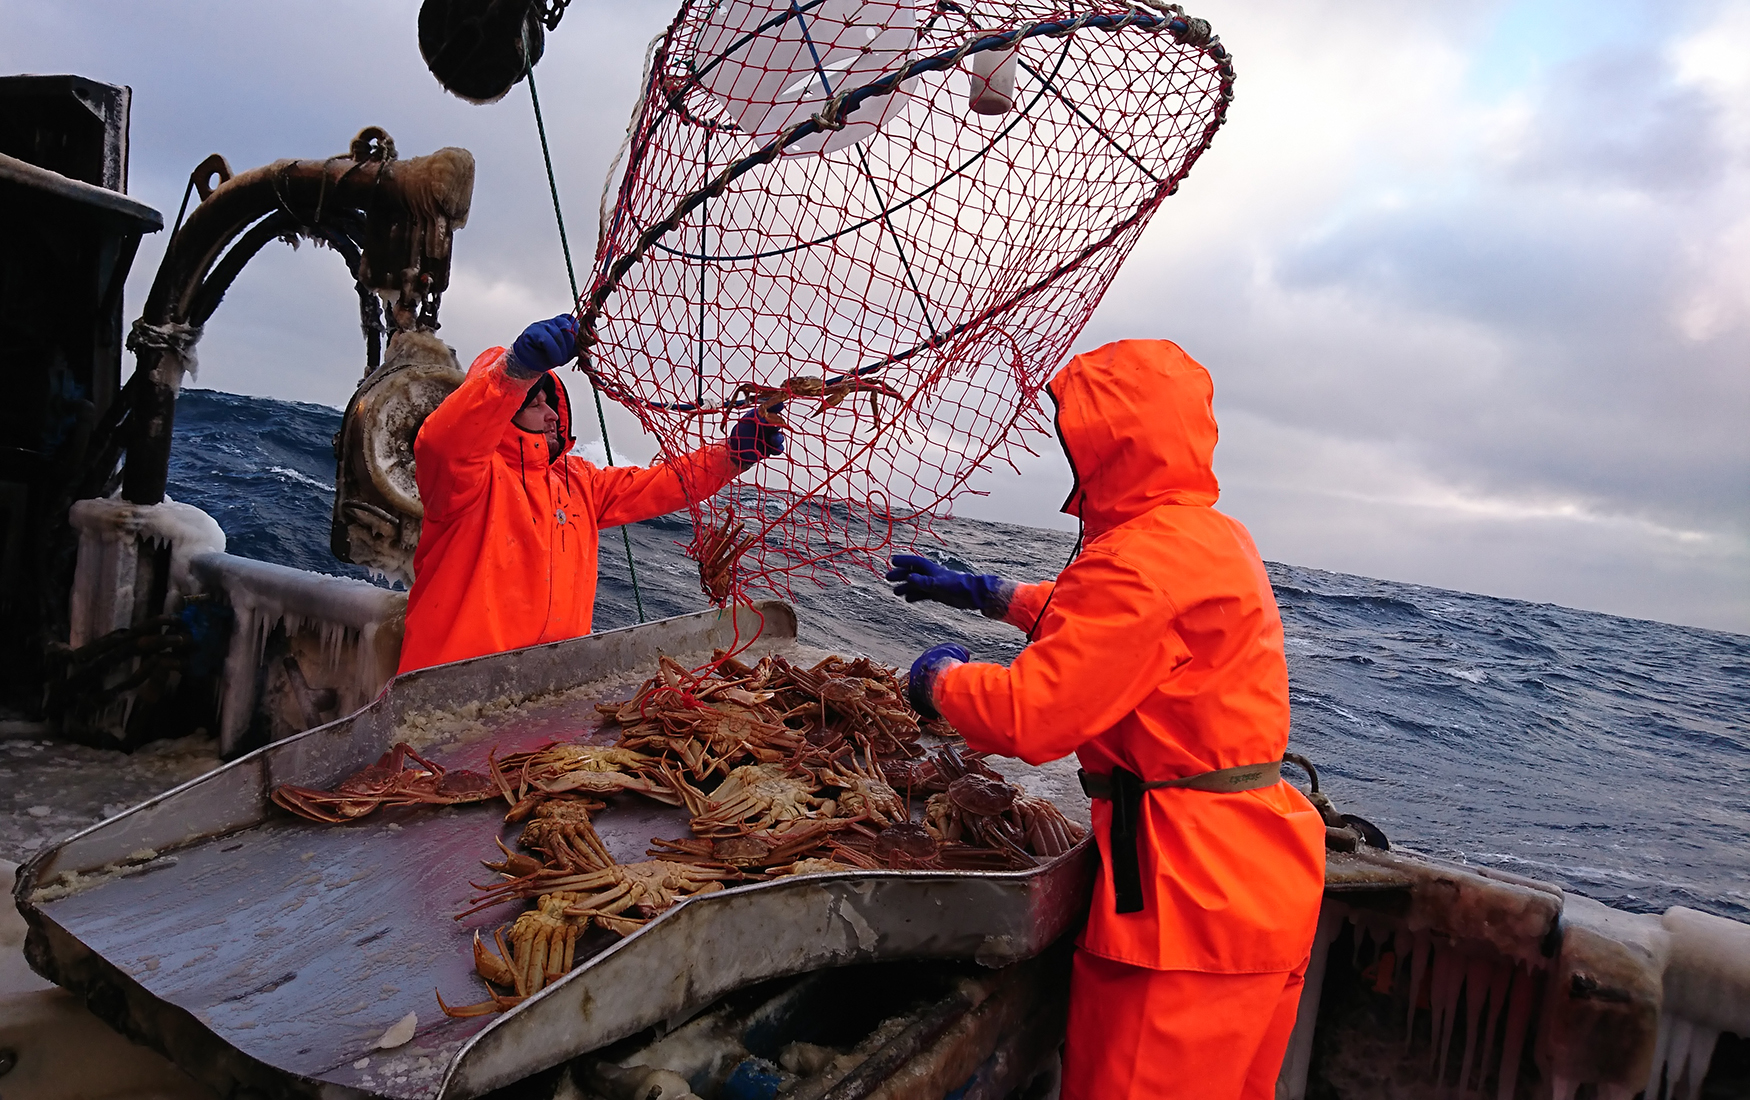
[397,347,741,674]
[933,339,1326,974]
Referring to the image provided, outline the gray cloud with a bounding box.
[4,0,1744,632]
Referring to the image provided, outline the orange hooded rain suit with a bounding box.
[930,340,1327,1099]
[397,347,741,674]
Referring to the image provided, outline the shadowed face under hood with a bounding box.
[469,353,574,464]
[1047,339,1220,532]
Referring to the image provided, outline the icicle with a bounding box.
[1648,1015,1721,1100]
[1454,954,1493,1095]
[1495,965,1538,1100]
[1471,959,1513,1093]
[1675,1023,1720,1100]
[190,553,406,752]
[1429,944,1464,1082]
[1646,1012,1675,1100]
[1407,927,1433,1045]
[1278,902,1348,1100]
[1393,928,1413,998]
[1666,1017,1697,1100]
[1351,910,1399,972]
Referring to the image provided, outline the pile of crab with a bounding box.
[272,650,1084,1017]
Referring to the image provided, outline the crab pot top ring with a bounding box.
[582,0,1234,594]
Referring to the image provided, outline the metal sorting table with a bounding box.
[15,601,1095,1100]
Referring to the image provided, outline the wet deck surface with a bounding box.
[30,683,677,1099]
[0,734,222,864]
[14,627,1091,1100]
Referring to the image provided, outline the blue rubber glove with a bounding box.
[727,403,785,470]
[886,554,1016,619]
[908,643,970,720]
[506,314,578,376]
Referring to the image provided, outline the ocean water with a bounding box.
[169,388,1750,921]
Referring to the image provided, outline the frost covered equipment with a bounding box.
[331,329,467,584]
[189,552,407,755]
[14,602,1094,1100]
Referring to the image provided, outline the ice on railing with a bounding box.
[1540,896,1669,1100]
[1284,854,1748,1099]
[190,552,405,752]
[1387,918,1542,1100]
[1281,850,1567,1100]
[1645,906,1750,1100]
[67,497,226,647]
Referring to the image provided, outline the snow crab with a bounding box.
[271,742,498,823]
[777,655,922,758]
[516,799,616,872]
[648,817,859,870]
[695,510,761,604]
[490,743,676,818]
[813,749,909,829]
[880,743,1004,794]
[719,372,904,429]
[670,761,840,837]
[542,860,737,935]
[824,823,1029,872]
[605,657,803,779]
[923,766,1085,863]
[439,891,589,1017]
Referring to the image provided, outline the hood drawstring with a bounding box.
[1025,521,1085,644]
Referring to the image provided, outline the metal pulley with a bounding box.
[418,0,548,104]
[331,330,465,582]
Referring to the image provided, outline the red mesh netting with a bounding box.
[576,0,1234,602]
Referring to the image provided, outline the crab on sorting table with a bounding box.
[414,651,1087,1017]
[270,742,499,823]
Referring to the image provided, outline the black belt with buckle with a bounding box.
[1077,760,1284,914]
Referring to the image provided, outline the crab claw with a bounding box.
[482,836,546,878]
[472,928,519,991]
[436,987,522,1018]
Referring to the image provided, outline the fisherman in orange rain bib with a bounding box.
[398,315,782,674]
[886,339,1327,1099]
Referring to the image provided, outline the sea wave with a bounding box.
[170,389,1750,920]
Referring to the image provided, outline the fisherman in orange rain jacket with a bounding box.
[397,315,782,674]
[886,339,1327,1099]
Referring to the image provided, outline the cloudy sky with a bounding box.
[6,0,1745,633]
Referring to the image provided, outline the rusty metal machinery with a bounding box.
[42,129,473,743]
[331,329,467,582]
[82,127,474,512]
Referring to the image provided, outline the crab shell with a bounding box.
[946,773,1018,816]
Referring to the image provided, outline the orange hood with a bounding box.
[1048,339,1220,532]
[463,351,575,466]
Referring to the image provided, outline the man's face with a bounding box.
[513,389,561,454]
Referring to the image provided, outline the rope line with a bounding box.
[528,68,647,622]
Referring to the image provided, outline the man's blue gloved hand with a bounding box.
[886,554,1016,619]
[908,643,970,720]
[727,403,784,470]
[507,314,578,376]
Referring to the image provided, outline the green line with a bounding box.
[529,68,646,622]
